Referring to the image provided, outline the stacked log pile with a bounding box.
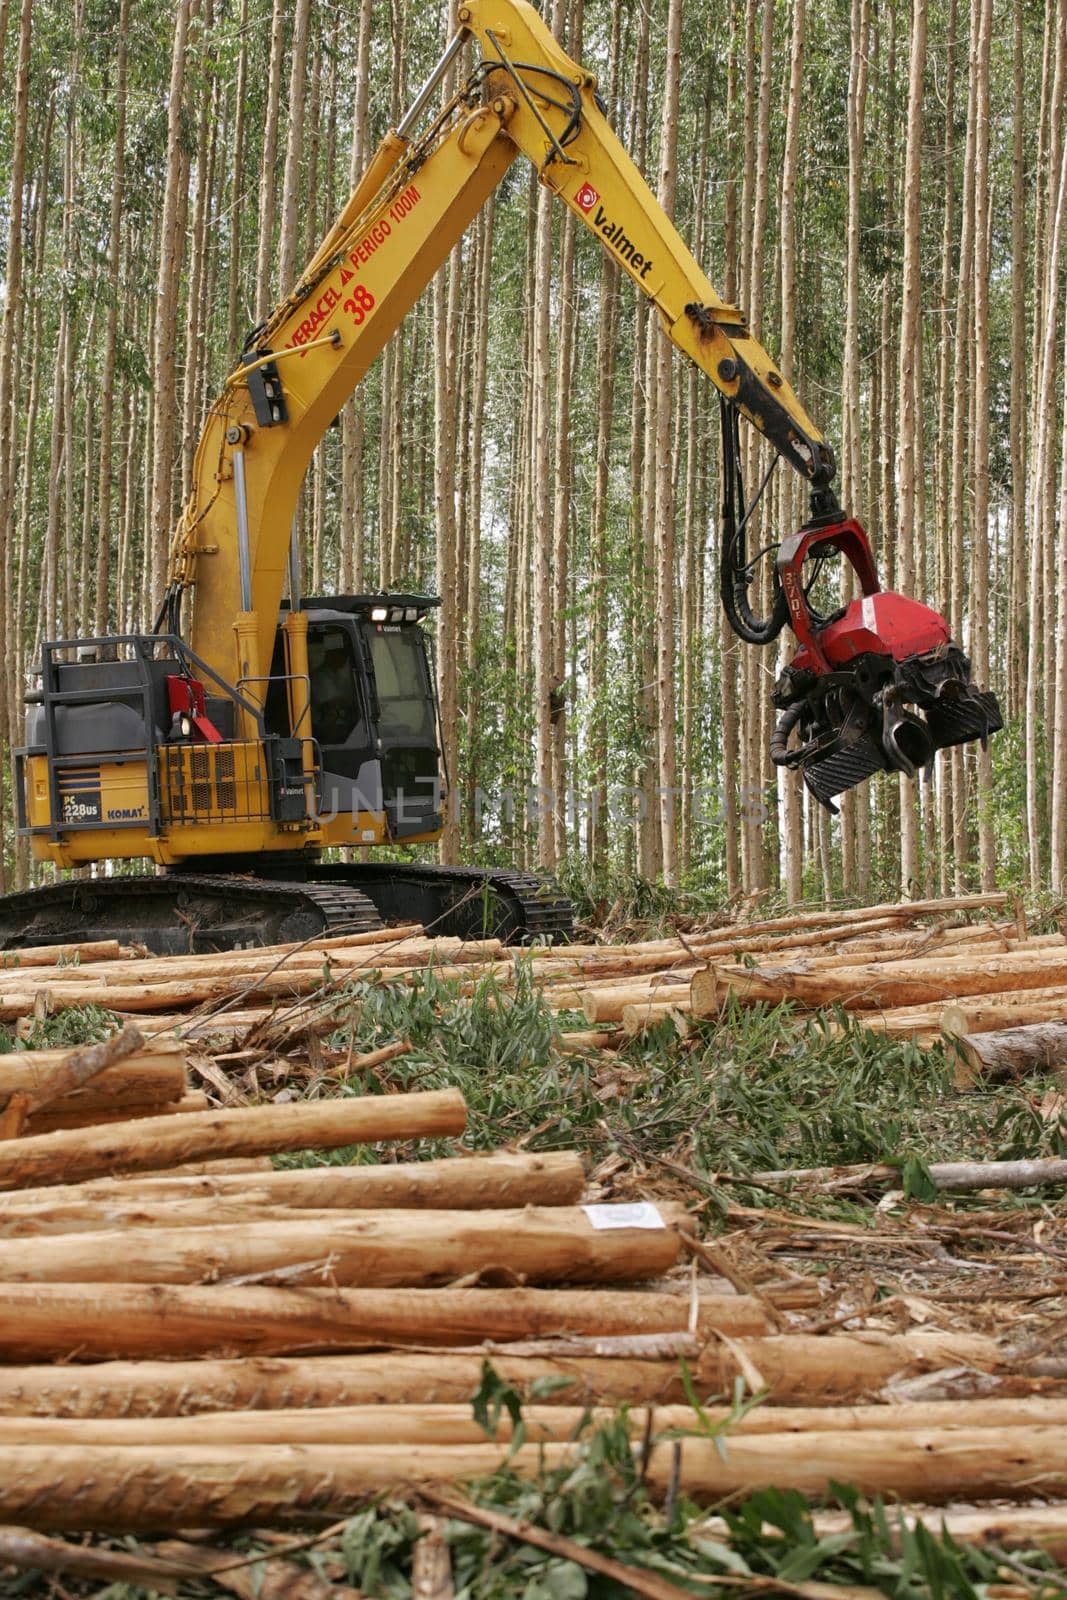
[661,890,1067,1074]
[0,903,1065,1557]
[0,893,1045,1068]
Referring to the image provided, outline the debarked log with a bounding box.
[0,1089,468,1190]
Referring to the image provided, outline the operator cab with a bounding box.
[268,594,444,841]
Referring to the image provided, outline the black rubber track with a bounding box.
[309,861,575,944]
[0,874,382,954]
[0,864,573,953]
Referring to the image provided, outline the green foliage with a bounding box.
[334,1404,1067,1600]
[0,1003,119,1055]
[472,1359,528,1460]
[291,967,1067,1199]
[550,856,724,933]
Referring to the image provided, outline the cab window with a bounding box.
[308,627,364,746]
[367,627,435,741]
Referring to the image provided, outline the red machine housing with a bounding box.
[166,674,222,743]
[777,517,950,672]
[802,591,952,672]
[771,515,1001,808]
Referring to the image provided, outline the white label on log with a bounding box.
[581,1201,666,1230]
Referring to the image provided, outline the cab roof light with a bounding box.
[370,606,389,622]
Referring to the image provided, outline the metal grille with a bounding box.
[159,742,269,826]
[191,747,211,813]
[215,747,236,811]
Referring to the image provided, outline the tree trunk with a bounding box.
[895,0,926,895]
[1028,4,1067,885]
[149,0,193,604]
[952,1024,1067,1083]
[93,0,129,634]
[651,0,683,884]
[254,0,286,320]
[969,0,996,888]
[0,1149,582,1215]
[0,1331,998,1425]
[276,0,312,296]
[433,239,461,861]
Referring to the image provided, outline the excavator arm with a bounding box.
[167,0,829,679]
[166,0,999,811]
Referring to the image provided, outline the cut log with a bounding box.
[0,973,338,1018]
[134,1157,274,1178]
[794,929,1064,969]
[857,990,1067,1040]
[0,939,125,966]
[0,1203,688,1285]
[0,1443,543,1528]
[557,1029,624,1052]
[695,946,1067,1014]
[347,1040,411,1071]
[66,936,506,985]
[621,1002,690,1036]
[0,1026,148,1138]
[686,915,911,957]
[0,1150,585,1214]
[0,1330,1002,1416]
[11,1025,145,1121]
[0,1354,687,1417]
[24,1091,210,1136]
[0,1526,200,1591]
[643,1423,1067,1505]
[2,1420,1062,1530]
[738,1156,1067,1193]
[527,948,702,978]
[306,922,423,949]
[813,1503,1067,1560]
[0,1200,366,1235]
[688,894,1008,943]
[0,933,498,986]
[0,1088,467,1189]
[4,1394,1067,1445]
[0,1050,186,1114]
[0,1283,765,1360]
[582,984,691,1023]
[950,1020,1067,1083]
[0,952,516,1016]
[10,950,404,992]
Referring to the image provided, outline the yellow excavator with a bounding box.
[2,0,999,950]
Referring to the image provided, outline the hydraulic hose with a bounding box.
[770,701,804,767]
[718,399,789,646]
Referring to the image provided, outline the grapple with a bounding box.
[770,518,1002,811]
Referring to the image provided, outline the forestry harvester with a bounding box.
[1,0,1001,951]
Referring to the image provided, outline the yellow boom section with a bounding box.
[171,101,517,690]
[169,0,833,693]
[462,0,831,476]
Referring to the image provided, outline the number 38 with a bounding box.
[343,285,376,325]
